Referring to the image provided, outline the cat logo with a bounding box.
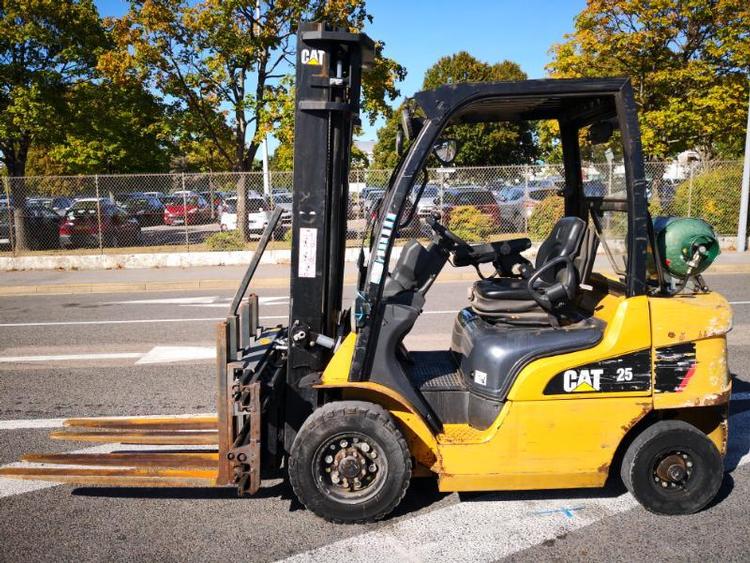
[301,48,325,66]
[563,368,603,393]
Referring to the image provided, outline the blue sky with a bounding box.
[94,0,585,142]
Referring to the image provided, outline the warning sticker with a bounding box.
[298,227,317,278]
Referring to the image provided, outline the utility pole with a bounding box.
[262,136,271,200]
[737,82,750,252]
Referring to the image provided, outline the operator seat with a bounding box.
[469,216,597,319]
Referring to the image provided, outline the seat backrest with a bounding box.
[534,216,587,284]
[574,227,599,285]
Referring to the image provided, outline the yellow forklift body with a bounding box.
[319,290,731,492]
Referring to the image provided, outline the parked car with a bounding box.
[411,184,440,219]
[368,195,422,237]
[583,179,606,198]
[143,191,166,200]
[362,189,385,216]
[0,203,62,250]
[121,196,165,226]
[59,199,142,248]
[272,191,293,213]
[492,181,559,231]
[438,186,502,228]
[162,195,212,225]
[220,196,292,235]
[199,191,225,215]
[26,196,75,216]
[493,185,527,231]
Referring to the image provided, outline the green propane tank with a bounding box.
[652,216,720,278]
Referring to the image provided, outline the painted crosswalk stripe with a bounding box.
[0,352,143,363]
[0,413,213,431]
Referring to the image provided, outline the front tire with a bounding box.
[289,401,411,524]
[621,420,723,515]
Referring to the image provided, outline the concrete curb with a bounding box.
[1,263,749,297]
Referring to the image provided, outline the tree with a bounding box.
[101,0,404,240]
[372,52,538,168]
[0,0,105,247]
[548,0,750,160]
[31,81,173,175]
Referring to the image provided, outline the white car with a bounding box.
[220,196,292,235]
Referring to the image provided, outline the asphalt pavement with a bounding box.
[0,270,749,562]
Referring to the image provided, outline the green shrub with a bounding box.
[204,230,245,251]
[446,205,495,242]
[282,228,293,243]
[671,164,743,235]
[528,196,564,240]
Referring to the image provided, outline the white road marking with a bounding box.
[0,315,286,328]
[0,412,215,431]
[733,392,750,401]
[285,400,750,563]
[729,301,750,305]
[0,418,65,430]
[106,296,221,305]
[0,352,143,363]
[135,345,215,365]
[0,317,224,327]
[106,295,289,308]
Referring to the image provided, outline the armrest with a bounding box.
[451,237,532,268]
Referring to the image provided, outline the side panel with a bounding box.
[649,292,732,410]
[438,398,651,491]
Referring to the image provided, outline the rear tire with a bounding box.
[620,420,723,515]
[289,401,411,524]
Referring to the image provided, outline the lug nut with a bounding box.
[369,464,377,472]
[360,443,370,453]
[340,440,348,448]
[325,455,333,464]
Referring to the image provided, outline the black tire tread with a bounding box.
[288,400,412,524]
[620,419,723,515]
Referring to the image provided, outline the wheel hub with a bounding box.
[319,436,381,495]
[653,451,693,489]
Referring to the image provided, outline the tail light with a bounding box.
[59,221,73,235]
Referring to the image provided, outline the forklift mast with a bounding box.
[286,22,374,443]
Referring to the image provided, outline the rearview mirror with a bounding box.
[433,139,457,165]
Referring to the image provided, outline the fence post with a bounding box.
[524,164,530,232]
[182,173,189,251]
[95,174,103,254]
[687,166,694,217]
[737,85,750,252]
[3,177,15,256]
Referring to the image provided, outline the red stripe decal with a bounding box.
[677,364,697,392]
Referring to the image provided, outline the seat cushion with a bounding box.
[471,278,538,314]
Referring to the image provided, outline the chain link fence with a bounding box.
[0,161,744,256]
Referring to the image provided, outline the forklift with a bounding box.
[1,22,732,523]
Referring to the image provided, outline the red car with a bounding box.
[438,186,502,227]
[59,199,142,248]
[162,194,212,225]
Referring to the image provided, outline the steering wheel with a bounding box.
[425,213,469,250]
[525,256,578,312]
